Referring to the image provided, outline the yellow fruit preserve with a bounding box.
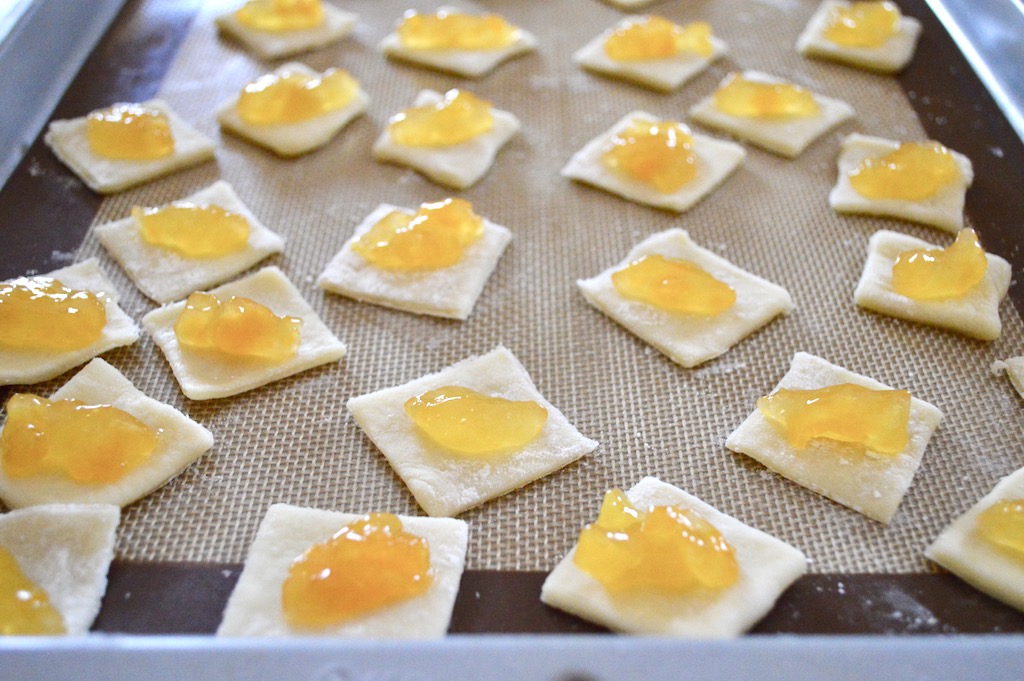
[713,72,820,119]
[282,513,431,629]
[86,104,174,161]
[611,255,735,315]
[234,0,324,32]
[134,203,251,258]
[351,198,484,271]
[1,394,158,484]
[574,489,739,595]
[236,68,358,125]
[848,141,958,201]
[824,1,901,48]
[0,277,106,352]
[174,293,301,362]
[397,9,519,50]
[404,386,548,456]
[0,548,66,636]
[602,121,697,193]
[891,228,987,301]
[975,499,1024,561]
[604,16,713,61]
[757,383,911,454]
[388,89,494,147]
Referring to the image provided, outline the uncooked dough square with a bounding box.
[796,0,922,74]
[854,230,1011,341]
[0,358,214,509]
[993,357,1024,399]
[689,70,855,157]
[0,504,119,635]
[95,180,286,304]
[0,259,140,387]
[926,466,1024,613]
[540,477,807,637]
[347,346,599,517]
[561,111,745,213]
[218,504,469,637]
[578,229,793,368]
[214,3,357,60]
[372,89,521,190]
[830,133,974,233]
[44,99,216,195]
[217,63,370,157]
[725,352,944,524]
[142,266,347,400]
[317,203,512,320]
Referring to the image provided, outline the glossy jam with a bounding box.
[713,72,820,119]
[234,0,324,32]
[611,255,735,316]
[86,104,174,161]
[823,1,900,48]
[282,513,431,629]
[397,10,519,50]
[848,141,958,201]
[0,277,106,352]
[604,17,713,61]
[0,548,65,636]
[573,489,739,595]
[388,89,494,148]
[174,293,301,362]
[134,203,251,258]
[891,228,987,301]
[757,383,911,455]
[236,68,358,125]
[602,121,697,193]
[404,386,548,456]
[975,499,1024,561]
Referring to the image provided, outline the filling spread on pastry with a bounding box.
[0,547,66,636]
[975,499,1024,562]
[891,228,987,300]
[388,89,494,148]
[712,72,820,119]
[236,67,359,125]
[234,0,324,32]
[0,277,106,352]
[174,293,302,362]
[823,1,901,48]
[86,104,174,160]
[611,254,736,315]
[134,203,251,258]
[397,9,520,50]
[604,16,713,61]
[602,120,698,193]
[848,141,958,201]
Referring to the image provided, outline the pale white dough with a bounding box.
[317,203,512,320]
[43,99,216,195]
[372,90,520,190]
[926,466,1024,613]
[577,229,793,368]
[95,181,285,304]
[796,0,922,73]
[689,70,855,157]
[347,346,599,517]
[142,266,346,400]
[217,63,370,158]
[561,111,745,213]
[0,504,119,635]
[830,133,974,233]
[0,359,214,509]
[992,357,1024,399]
[215,3,357,60]
[725,352,943,524]
[541,477,807,637]
[218,504,469,637]
[854,230,1011,341]
[0,259,140,387]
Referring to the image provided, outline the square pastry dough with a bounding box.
[993,357,1024,399]
[562,111,745,213]
[0,359,214,509]
[926,466,1024,613]
[796,0,922,73]
[372,90,521,190]
[347,346,599,517]
[44,99,216,195]
[578,229,793,368]
[95,180,285,304]
[318,203,512,320]
[573,16,728,92]
[1,259,140,387]
[214,3,357,60]
[0,504,119,635]
[217,63,370,158]
[854,230,1011,341]
[541,477,807,637]
[142,266,347,400]
[689,71,855,157]
[725,352,943,524]
[218,504,469,638]
[830,133,974,233]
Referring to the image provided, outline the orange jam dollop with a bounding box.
[891,228,987,301]
[573,489,739,595]
[234,0,324,32]
[757,383,911,455]
[0,547,66,636]
[388,89,494,148]
[975,499,1024,561]
[282,513,431,629]
[848,141,959,201]
[174,293,301,362]
[86,104,174,161]
[134,203,251,258]
[0,277,106,352]
[602,120,697,193]
[1,394,158,484]
[397,9,520,50]
[236,68,358,125]
[611,254,736,316]
[823,1,901,48]
[604,17,714,61]
[404,386,548,457]
[713,72,820,119]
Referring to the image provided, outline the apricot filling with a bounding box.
[397,10,519,50]
[848,141,958,201]
[611,254,735,315]
[388,89,494,148]
[602,120,697,193]
[0,277,106,352]
[975,499,1024,561]
[237,68,358,125]
[824,1,901,48]
[0,548,66,636]
[234,0,324,32]
[713,72,820,119]
[174,292,301,362]
[891,228,987,301]
[86,104,174,161]
[604,17,713,61]
[134,203,250,258]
